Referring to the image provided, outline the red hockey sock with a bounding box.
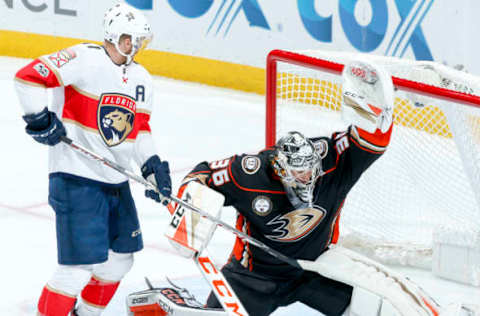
[37,285,77,316]
[80,276,120,308]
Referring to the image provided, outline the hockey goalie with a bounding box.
[127,59,479,316]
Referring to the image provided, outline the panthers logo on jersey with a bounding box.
[265,206,326,242]
[97,93,136,147]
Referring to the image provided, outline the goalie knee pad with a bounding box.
[92,250,133,282]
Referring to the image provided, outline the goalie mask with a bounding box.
[103,3,153,64]
[272,131,323,206]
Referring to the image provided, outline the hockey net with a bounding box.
[266,49,480,270]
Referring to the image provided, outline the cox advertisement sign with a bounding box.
[123,0,477,72]
[129,0,433,59]
[1,0,477,72]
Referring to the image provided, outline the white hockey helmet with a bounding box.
[272,131,323,203]
[103,2,153,63]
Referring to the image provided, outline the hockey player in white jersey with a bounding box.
[14,3,171,316]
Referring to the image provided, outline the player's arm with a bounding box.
[341,58,394,154]
[133,77,172,204]
[14,45,83,146]
[329,59,395,187]
[182,156,238,206]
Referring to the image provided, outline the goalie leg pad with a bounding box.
[299,245,441,316]
[127,286,227,316]
[441,303,480,316]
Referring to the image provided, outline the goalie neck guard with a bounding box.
[272,131,323,207]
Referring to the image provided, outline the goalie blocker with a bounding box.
[164,180,225,259]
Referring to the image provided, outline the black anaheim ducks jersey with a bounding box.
[187,125,392,279]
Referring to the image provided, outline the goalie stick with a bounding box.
[60,136,301,269]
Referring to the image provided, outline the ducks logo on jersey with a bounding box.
[265,206,326,242]
[98,93,136,147]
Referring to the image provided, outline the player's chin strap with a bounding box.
[60,136,477,316]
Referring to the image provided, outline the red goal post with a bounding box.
[265,49,480,271]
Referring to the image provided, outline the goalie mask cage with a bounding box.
[266,49,480,269]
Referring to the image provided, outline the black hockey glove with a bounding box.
[141,155,172,205]
[22,107,66,146]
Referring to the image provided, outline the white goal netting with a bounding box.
[267,50,480,269]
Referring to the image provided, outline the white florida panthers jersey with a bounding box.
[14,43,158,184]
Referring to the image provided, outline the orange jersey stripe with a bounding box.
[329,200,345,245]
[356,124,393,148]
[232,214,247,262]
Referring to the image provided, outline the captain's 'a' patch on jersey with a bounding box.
[98,93,136,147]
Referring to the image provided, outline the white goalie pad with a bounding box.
[298,245,441,316]
[441,303,480,316]
[341,59,394,133]
[126,282,227,316]
[165,181,225,258]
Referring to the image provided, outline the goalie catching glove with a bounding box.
[165,180,225,258]
[342,59,394,133]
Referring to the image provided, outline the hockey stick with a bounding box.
[60,136,302,269]
[195,250,248,315]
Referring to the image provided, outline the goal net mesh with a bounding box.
[268,50,480,268]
